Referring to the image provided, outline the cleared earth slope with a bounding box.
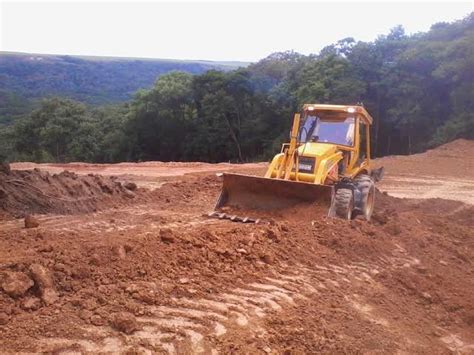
[375,139,474,204]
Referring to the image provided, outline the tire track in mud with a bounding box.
[0,206,217,235]
[28,246,474,354]
[39,270,317,354]
[35,248,423,354]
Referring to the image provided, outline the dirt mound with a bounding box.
[0,167,140,219]
[376,139,474,170]
[374,139,474,205]
[425,138,474,157]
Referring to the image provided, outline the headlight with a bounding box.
[297,157,315,173]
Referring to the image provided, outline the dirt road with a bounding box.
[1,140,473,354]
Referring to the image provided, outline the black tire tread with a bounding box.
[354,174,373,189]
[334,188,353,220]
[354,174,375,220]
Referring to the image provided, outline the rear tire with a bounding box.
[354,174,375,221]
[334,188,354,220]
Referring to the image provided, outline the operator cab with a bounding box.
[299,115,355,147]
[299,104,373,176]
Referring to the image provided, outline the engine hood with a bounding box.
[297,142,339,158]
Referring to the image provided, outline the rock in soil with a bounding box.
[0,162,10,174]
[110,312,139,334]
[90,315,106,326]
[123,190,135,199]
[112,245,127,259]
[160,228,175,243]
[21,297,42,311]
[384,221,402,236]
[80,310,93,321]
[29,264,54,289]
[265,228,281,242]
[0,312,10,325]
[124,182,137,191]
[261,254,274,264]
[24,215,40,229]
[42,288,59,305]
[29,264,59,304]
[1,271,34,298]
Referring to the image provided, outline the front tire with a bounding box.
[354,174,375,221]
[334,188,354,220]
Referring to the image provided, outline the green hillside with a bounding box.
[0,52,248,121]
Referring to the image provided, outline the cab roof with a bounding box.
[302,104,373,125]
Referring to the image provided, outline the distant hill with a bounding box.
[0,52,249,122]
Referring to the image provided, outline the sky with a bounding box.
[0,0,472,62]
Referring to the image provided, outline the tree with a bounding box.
[125,71,195,161]
[14,98,89,162]
[295,55,366,106]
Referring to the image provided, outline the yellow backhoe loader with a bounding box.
[210,104,384,222]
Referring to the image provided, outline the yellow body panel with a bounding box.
[267,143,343,184]
[297,143,337,157]
[302,104,374,125]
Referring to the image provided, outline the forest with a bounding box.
[0,13,473,163]
[0,52,244,123]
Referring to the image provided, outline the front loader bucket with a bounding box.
[215,173,335,215]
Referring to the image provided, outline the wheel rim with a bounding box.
[347,195,354,220]
[365,187,375,220]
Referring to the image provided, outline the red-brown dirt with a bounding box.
[1,140,473,354]
[0,168,144,219]
[375,139,474,204]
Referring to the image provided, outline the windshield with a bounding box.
[299,115,355,146]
